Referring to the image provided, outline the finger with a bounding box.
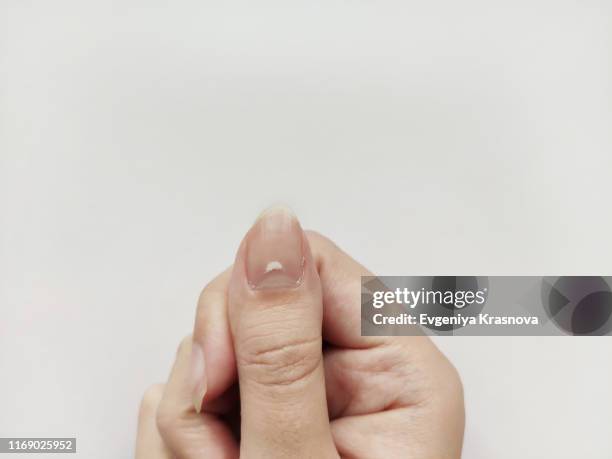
[305,231,460,419]
[306,230,432,350]
[192,267,237,413]
[322,339,459,419]
[305,230,392,348]
[332,410,416,459]
[331,391,465,459]
[156,335,239,459]
[135,384,172,459]
[228,206,336,457]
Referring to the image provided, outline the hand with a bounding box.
[135,207,465,458]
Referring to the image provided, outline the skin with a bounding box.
[135,230,465,458]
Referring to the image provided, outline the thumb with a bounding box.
[228,206,337,458]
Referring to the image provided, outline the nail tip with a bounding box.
[189,341,206,414]
[247,204,304,290]
[192,389,206,414]
[257,204,297,221]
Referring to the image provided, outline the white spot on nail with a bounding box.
[265,261,283,273]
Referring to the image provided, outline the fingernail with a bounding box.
[190,340,207,413]
[246,205,304,290]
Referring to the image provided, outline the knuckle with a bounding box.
[139,384,164,421]
[419,349,465,410]
[238,330,322,388]
[443,358,464,402]
[194,277,228,334]
[197,288,224,313]
[176,334,193,356]
[430,355,465,429]
[197,272,229,312]
[304,229,332,245]
[304,230,337,255]
[155,399,176,436]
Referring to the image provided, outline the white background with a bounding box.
[1,2,611,458]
